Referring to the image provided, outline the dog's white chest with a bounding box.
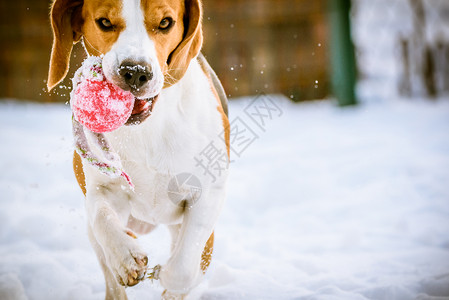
[101,62,227,225]
[127,169,185,224]
[110,119,202,224]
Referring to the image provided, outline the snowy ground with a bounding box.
[1,95,449,300]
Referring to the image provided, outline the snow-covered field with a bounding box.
[1,0,449,298]
[1,95,449,300]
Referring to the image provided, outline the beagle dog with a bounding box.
[47,0,229,299]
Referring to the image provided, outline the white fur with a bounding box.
[83,0,228,298]
[102,0,164,99]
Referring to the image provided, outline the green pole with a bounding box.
[328,0,357,106]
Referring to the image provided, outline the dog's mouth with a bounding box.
[125,95,159,126]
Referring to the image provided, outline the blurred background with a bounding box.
[1,1,449,298]
[1,0,448,104]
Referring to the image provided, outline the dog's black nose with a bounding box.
[118,62,153,90]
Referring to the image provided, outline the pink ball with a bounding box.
[72,79,134,133]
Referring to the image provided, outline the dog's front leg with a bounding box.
[159,186,226,295]
[85,182,148,292]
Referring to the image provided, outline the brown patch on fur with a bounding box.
[201,232,214,273]
[141,0,185,81]
[47,0,125,90]
[219,103,230,157]
[216,98,230,158]
[47,0,83,90]
[81,0,125,55]
[197,57,230,157]
[73,151,86,196]
[125,229,138,239]
[141,0,203,87]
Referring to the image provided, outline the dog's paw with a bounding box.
[104,233,148,287]
[159,261,200,294]
[161,290,186,300]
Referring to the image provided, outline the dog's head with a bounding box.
[47,0,202,121]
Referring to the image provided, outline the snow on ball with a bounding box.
[72,79,134,133]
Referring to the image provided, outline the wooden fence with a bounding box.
[202,0,330,101]
[0,0,330,102]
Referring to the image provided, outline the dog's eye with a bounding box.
[158,17,173,31]
[96,18,114,31]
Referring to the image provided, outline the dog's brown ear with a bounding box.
[47,0,83,91]
[165,0,203,87]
